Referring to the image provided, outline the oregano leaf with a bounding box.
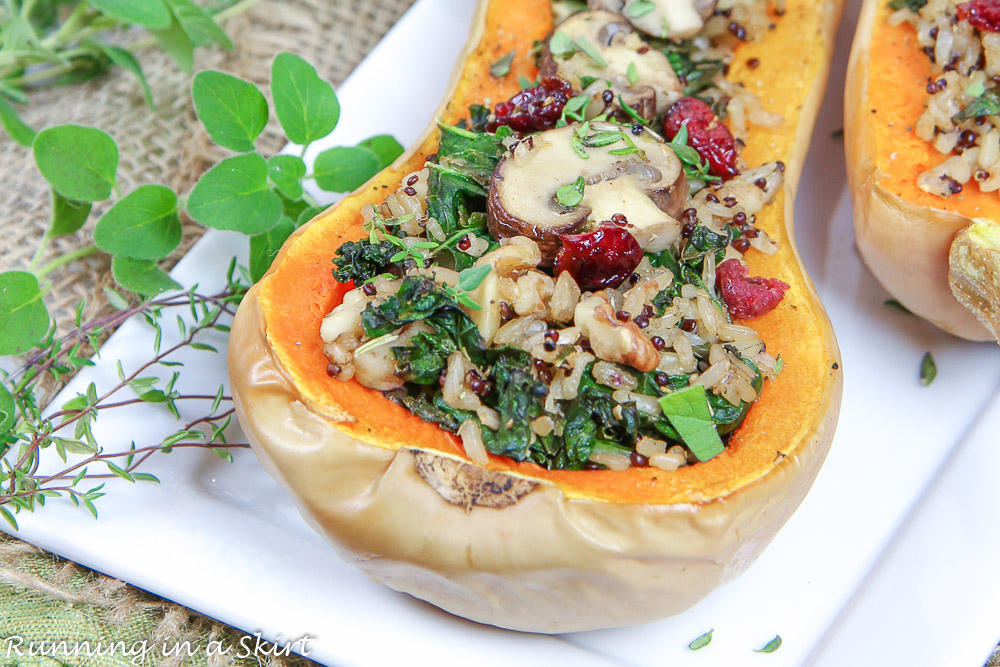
[89,0,171,29]
[187,153,282,235]
[0,382,15,434]
[357,134,404,169]
[192,70,268,152]
[90,42,154,107]
[164,0,233,49]
[0,96,35,147]
[271,53,339,146]
[266,154,306,200]
[48,191,92,237]
[249,216,296,282]
[33,125,119,202]
[94,185,181,260]
[111,257,180,296]
[0,271,50,356]
[313,146,380,192]
[152,15,195,73]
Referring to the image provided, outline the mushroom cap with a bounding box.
[487,122,686,262]
[539,10,681,122]
[587,0,717,39]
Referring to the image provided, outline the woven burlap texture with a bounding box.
[1,0,414,664]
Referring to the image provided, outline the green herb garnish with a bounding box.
[954,86,1000,122]
[688,629,714,651]
[627,0,656,17]
[548,31,576,57]
[490,50,515,78]
[617,94,648,125]
[626,61,639,86]
[754,636,782,653]
[887,0,927,11]
[572,35,608,67]
[920,351,937,386]
[659,385,725,462]
[556,176,586,207]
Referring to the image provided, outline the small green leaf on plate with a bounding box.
[313,146,381,193]
[271,53,340,146]
[920,351,937,386]
[187,153,282,235]
[48,191,92,237]
[688,629,713,651]
[94,185,180,260]
[754,635,782,653]
[192,70,269,152]
[490,50,515,78]
[357,134,404,169]
[33,125,119,202]
[266,154,306,200]
[0,271,49,356]
[111,257,181,296]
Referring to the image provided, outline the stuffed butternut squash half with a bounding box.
[230,0,843,632]
[847,0,1000,341]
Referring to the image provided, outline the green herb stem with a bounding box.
[35,244,100,278]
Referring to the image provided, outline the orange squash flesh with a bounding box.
[232,0,844,632]
[847,0,998,341]
[257,0,840,504]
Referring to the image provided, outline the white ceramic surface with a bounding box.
[3,0,1000,665]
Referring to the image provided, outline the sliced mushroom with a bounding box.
[588,0,717,39]
[353,322,434,391]
[538,11,682,123]
[487,122,686,263]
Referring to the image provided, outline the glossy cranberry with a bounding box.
[553,225,643,291]
[958,0,1000,32]
[715,258,790,319]
[664,97,740,179]
[485,77,574,133]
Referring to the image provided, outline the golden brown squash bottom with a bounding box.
[846,0,998,341]
[229,0,844,632]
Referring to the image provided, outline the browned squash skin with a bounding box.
[229,0,844,632]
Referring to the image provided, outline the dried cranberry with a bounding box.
[485,77,573,133]
[663,97,740,180]
[553,225,643,291]
[958,0,1000,32]
[715,259,789,319]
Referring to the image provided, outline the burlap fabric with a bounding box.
[1,0,414,664]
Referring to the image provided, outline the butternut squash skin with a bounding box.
[846,0,998,341]
[229,0,844,632]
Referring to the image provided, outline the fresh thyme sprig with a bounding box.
[0,53,403,526]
